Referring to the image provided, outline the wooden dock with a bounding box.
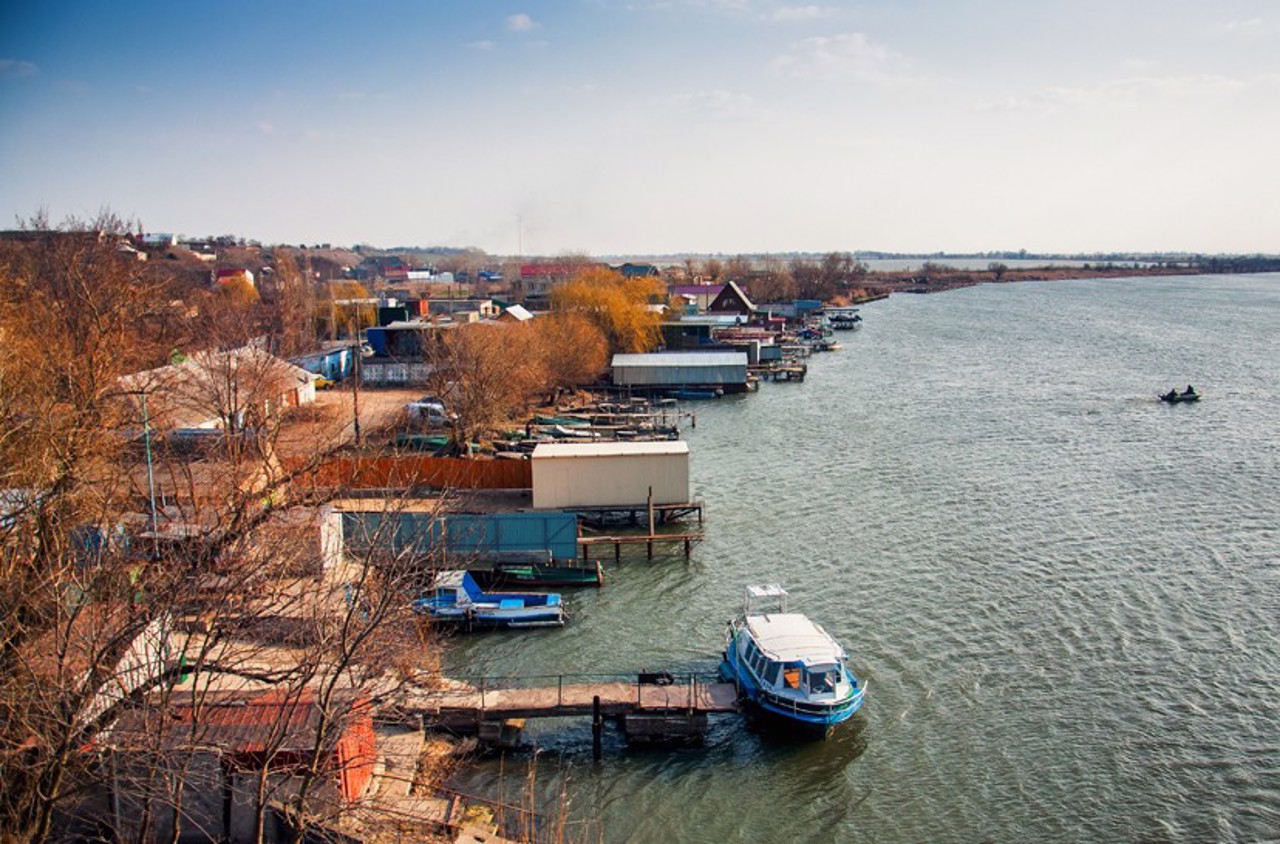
[401,674,738,751]
[578,531,703,560]
[573,499,705,528]
[412,678,737,725]
[753,363,807,382]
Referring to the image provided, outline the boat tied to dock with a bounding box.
[413,570,566,628]
[720,584,864,735]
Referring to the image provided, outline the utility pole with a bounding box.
[351,326,362,447]
[139,392,159,558]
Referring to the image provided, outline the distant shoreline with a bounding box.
[851,264,1214,299]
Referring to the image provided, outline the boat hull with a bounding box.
[468,563,602,589]
[421,605,565,628]
[720,647,863,735]
[413,571,566,629]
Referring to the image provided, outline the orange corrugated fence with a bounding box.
[291,455,532,491]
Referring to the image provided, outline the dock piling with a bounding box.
[592,695,603,761]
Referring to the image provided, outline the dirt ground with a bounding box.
[274,386,427,459]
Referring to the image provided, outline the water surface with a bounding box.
[447,274,1280,843]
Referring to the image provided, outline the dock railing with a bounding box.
[441,670,726,714]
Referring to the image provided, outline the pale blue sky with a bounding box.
[2,1,1277,255]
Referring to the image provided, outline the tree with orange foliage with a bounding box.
[321,280,377,339]
[529,311,609,393]
[549,266,665,354]
[215,273,260,308]
[427,323,546,447]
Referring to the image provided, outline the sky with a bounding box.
[2,1,1277,256]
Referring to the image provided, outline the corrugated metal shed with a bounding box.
[610,352,748,388]
[533,442,689,459]
[531,441,691,509]
[612,352,744,368]
[341,510,580,561]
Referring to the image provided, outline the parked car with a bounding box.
[312,375,335,390]
[405,396,456,426]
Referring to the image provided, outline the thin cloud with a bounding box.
[506,13,540,32]
[772,32,911,83]
[766,5,833,22]
[975,73,1280,112]
[669,89,765,121]
[1122,58,1159,72]
[1214,17,1264,33]
[468,40,496,51]
[0,59,39,78]
[627,0,752,12]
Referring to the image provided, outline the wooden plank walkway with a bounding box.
[578,531,704,560]
[408,680,738,727]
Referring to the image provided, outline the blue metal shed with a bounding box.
[340,510,580,561]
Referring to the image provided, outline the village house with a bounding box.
[494,303,533,323]
[616,262,661,278]
[361,321,456,386]
[118,346,316,438]
[707,279,757,317]
[667,282,725,315]
[215,267,256,289]
[515,262,578,308]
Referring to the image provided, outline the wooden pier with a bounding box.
[753,363,807,382]
[578,531,703,561]
[572,499,705,528]
[402,674,739,754]
[573,494,705,559]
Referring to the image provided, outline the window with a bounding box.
[808,667,839,694]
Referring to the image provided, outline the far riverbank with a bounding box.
[853,263,1203,298]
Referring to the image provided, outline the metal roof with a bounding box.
[611,352,747,368]
[745,613,845,664]
[105,688,367,756]
[531,441,690,459]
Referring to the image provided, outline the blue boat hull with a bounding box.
[720,649,862,733]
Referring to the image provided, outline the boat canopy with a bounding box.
[744,583,789,613]
[434,570,484,602]
[746,584,788,600]
[745,613,845,665]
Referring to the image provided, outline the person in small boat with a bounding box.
[1183,385,1197,396]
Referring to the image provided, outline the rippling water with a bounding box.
[445,274,1280,843]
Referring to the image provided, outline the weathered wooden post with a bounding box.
[592,695,603,761]
[647,486,655,560]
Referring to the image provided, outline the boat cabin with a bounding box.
[741,612,847,699]
[722,583,863,731]
[415,570,565,627]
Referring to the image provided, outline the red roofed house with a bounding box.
[216,267,256,289]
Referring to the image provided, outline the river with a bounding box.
[444,273,1280,843]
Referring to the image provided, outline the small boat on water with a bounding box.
[721,584,864,735]
[829,314,862,330]
[468,561,603,589]
[1160,386,1200,404]
[669,387,722,400]
[413,570,565,628]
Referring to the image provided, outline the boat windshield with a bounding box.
[807,665,840,695]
